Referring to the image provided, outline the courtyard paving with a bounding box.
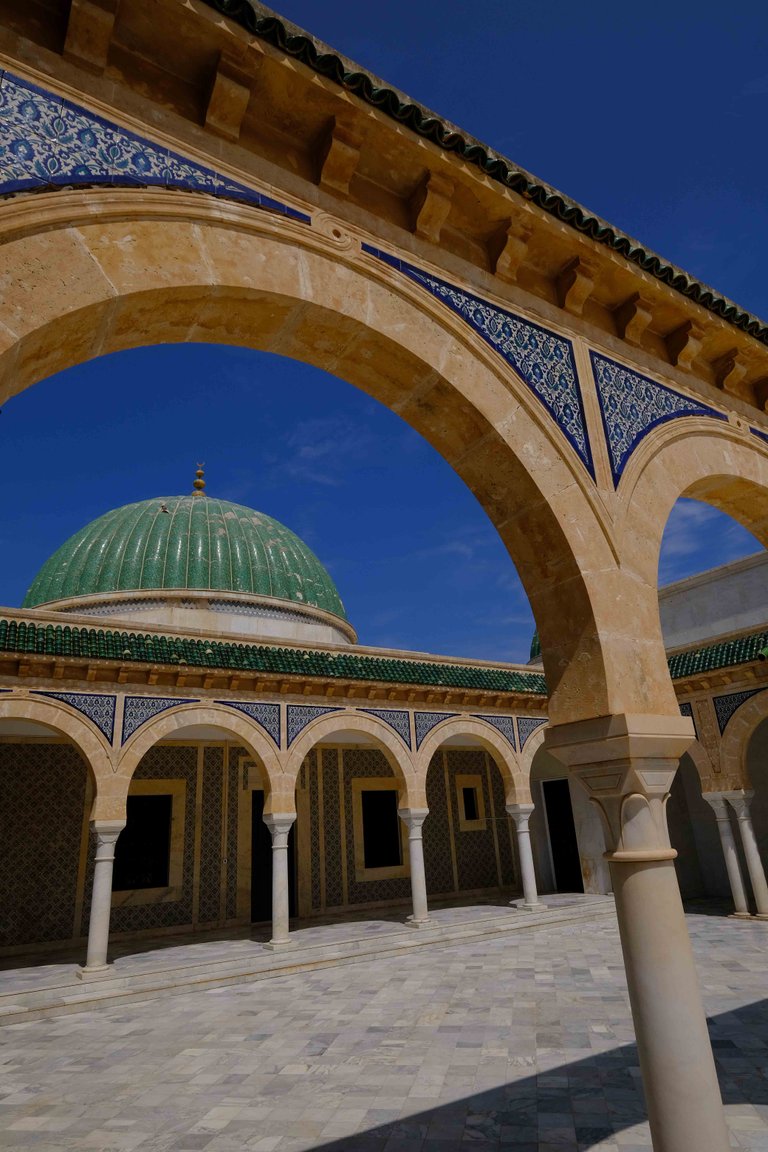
[1,907,766,1152]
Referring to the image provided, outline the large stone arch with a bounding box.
[116,702,285,816]
[0,187,679,724]
[719,690,768,789]
[414,716,528,805]
[284,709,417,806]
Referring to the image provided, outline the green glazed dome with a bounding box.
[23,493,348,620]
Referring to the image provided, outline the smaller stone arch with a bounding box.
[683,738,720,793]
[116,702,286,816]
[285,709,418,806]
[0,694,115,816]
[415,715,528,805]
[719,689,768,790]
[518,720,549,787]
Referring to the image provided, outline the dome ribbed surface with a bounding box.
[23,495,347,620]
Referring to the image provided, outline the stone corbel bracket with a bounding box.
[410,171,454,243]
[317,110,365,195]
[712,348,748,397]
[666,319,704,370]
[488,218,533,284]
[64,0,119,74]
[205,46,259,141]
[613,292,654,346]
[556,255,597,316]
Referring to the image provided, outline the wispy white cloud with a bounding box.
[659,499,762,585]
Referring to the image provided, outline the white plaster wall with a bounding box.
[660,552,768,649]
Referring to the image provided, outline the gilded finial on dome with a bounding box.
[193,463,206,495]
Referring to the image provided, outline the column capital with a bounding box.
[701,793,731,820]
[545,713,694,861]
[264,811,296,845]
[399,807,429,831]
[504,806,534,824]
[725,790,755,817]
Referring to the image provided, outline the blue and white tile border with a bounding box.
[516,715,547,750]
[359,708,412,749]
[414,711,458,750]
[591,352,728,487]
[214,700,281,747]
[363,244,595,479]
[33,690,116,743]
[121,696,197,744]
[0,70,309,221]
[713,688,766,735]
[286,705,343,747]
[472,713,517,751]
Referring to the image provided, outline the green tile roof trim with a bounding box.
[667,629,768,679]
[204,1,768,346]
[23,495,347,621]
[0,617,548,694]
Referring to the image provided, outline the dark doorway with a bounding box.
[250,790,297,922]
[113,794,172,891]
[541,778,584,893]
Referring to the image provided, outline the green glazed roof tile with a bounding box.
[23,495,348,621]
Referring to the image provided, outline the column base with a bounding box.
[406,915,431,927]
[264,938,295,951]
[510,899,547,912]
[729,911,753,920]
[753,913,768,921]
[76,963,115,981]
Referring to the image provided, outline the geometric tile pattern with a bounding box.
[226,754,239,921]
[713,687,766,735]
[121,696,197,744]
[591,351,728,487]
[447,750,501,892]
[214,700,281,746]
[472,713,517,750]
[517,714,548,749]
[307,750,322,910]
[0,743,87,946]
[0,71,309,220]
[359,707,412,748]
[199,747,223,925]
[287,704,343,747]
[414,711,457,750]
[364,244,595,478]
[423,752,456,896]
[33,690,116,743]
[679,700,698,737]
[321,748,344,909]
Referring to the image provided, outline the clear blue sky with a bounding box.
[2,0,764,662]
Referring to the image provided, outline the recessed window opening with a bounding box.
[361,789,402,869]
[462,786,480,821]
[113,794,172,890]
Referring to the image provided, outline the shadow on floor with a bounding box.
[309,997,768,1151]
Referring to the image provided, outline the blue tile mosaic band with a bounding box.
[752,427,768,448]
[121,696,197,744]
[359,708,412,749]
[286,704,343,747]
[363,244,594,479]
[472,714,517,751]
[678,700,698,738]
[590,352,728,487]
[0,71,309,221]
[214,700,281,747]
[34,691,116,743]
[516,715,547,750]
[713,688,766,735]
[414,711,457,750]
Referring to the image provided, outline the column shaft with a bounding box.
[264,813,296,947]
[400,808,430,925]
[728,792,768,917]
[79,820,124,978]
[506,803,545,910]
[546,715,730,1152]
[702,794,749,916]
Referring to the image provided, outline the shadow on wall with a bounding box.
[308,997,768,1150]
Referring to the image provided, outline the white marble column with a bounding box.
[506,802,546,910]
[702,793,750,917]
[400,808,430,925]
[547,715,730,1152]
[77,819,125,980]
[263,813,296,948]
[726,791,768,919]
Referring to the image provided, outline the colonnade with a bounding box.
[703,791,768,918]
